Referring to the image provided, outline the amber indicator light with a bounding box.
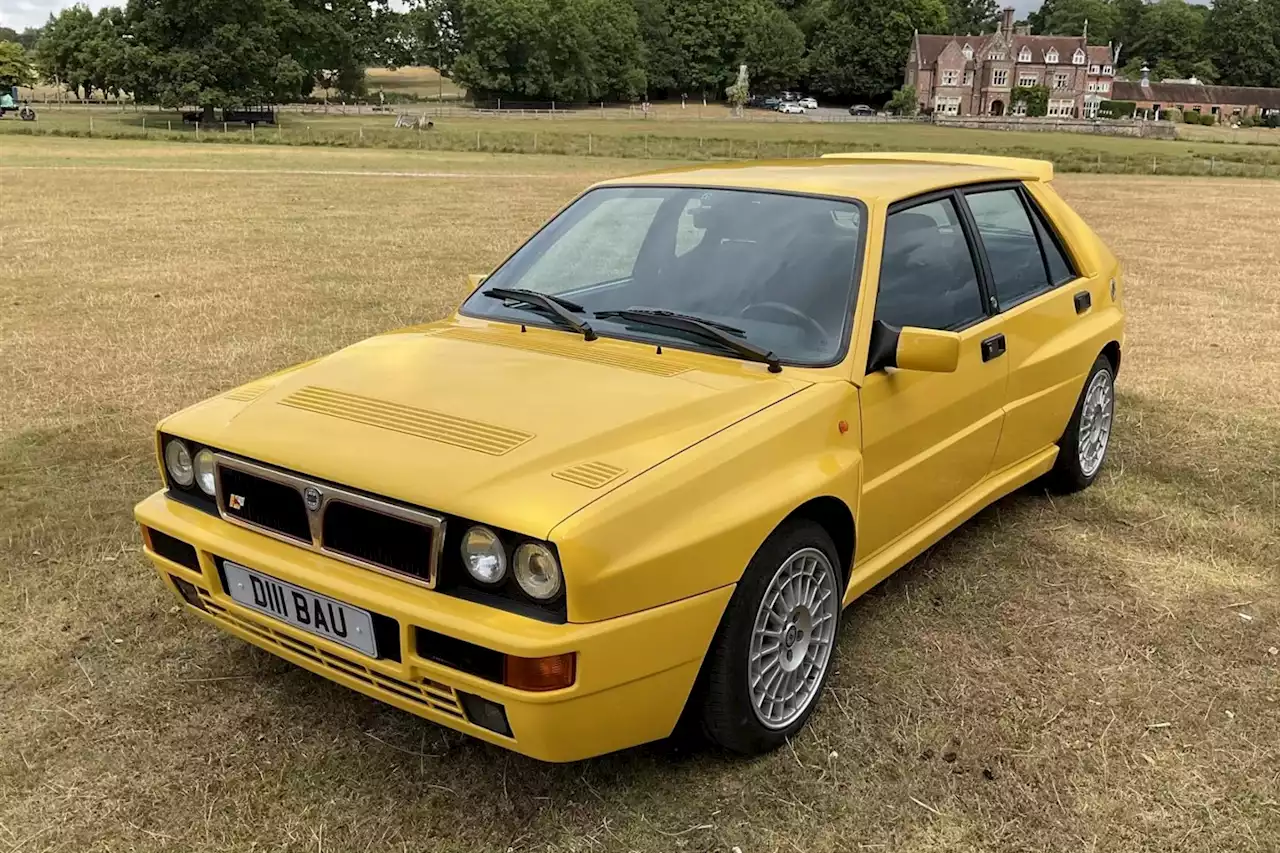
[504,652,576,691]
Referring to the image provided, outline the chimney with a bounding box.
[1001,7,1015,34]
[1140,65,1150,87]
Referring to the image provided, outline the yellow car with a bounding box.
[136,153,1123,761]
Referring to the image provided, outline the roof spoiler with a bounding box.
[820,152,1054,182]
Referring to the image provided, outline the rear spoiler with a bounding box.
[820,152,1054,182]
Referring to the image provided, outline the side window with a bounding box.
[877,197,985,331]
[1028,201,1076,286]
[964,188,1050,307]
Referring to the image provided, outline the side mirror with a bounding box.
[467,273,488,290]
[896,326,961,373]
[867,319,960,374]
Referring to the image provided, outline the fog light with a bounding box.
[504,652,576,692]
[171,575,207,611]
[458,692,512,737]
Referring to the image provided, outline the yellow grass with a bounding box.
[1,135,1277,852]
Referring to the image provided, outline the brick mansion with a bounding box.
[905,7,1117,118]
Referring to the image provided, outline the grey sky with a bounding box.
[0,0,1070,37]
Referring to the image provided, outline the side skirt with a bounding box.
[842,445,1059,607]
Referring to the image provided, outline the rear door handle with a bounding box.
[1074,291,1092,314]
[981,333,1006,362]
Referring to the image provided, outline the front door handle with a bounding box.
[1074,291,1092,314]
[981,333,1006,362]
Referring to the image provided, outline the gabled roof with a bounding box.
[1112,80,1280,109]
[1087,45,1113,64]
[916,35,958,67]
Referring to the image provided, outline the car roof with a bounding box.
[594,153,1053,206]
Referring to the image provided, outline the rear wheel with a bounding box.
[700,520,842,754]
[1045,355,1115,493]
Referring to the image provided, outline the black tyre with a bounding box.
[700,519,842,754]
[1044,354,1116,493]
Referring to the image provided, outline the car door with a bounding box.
[959,183,1103,470]
[856,191,1010,561]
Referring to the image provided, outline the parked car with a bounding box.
[778,102,805,114]
[137,152,1123,762]
[849,104,875,116]
[799,97,818,110]
[763,97,782,109]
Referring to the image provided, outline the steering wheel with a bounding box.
[740,302,828,340]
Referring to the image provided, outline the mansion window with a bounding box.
[943,70,959,86]
[1072,49,1086,64]
[1102,64,1113,74]
[1055,72,1070,89]
[1089,64,1100,74]
[1018,46,1032,62]
[963,44,974,60]
[1048,99,1075,116]
[1013,102,1028,116]
[992,69,1009,86]
[934,96,961,116]
[964,69,974,85]
[1019,74,1038,87]
[989,51,1004,60]
[1046,49,1059,63]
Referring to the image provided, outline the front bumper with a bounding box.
[134,491,732,762]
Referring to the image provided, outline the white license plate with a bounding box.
[223,562,378,658]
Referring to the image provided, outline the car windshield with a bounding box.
[460,186,866,365]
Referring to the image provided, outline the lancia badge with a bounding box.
[303,486,323,512]
[229,494,246,510]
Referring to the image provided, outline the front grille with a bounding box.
[213,453,445,587]
[199,593,464,719]
[220,466,310,541]
[323,500,434,580]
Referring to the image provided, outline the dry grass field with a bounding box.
[1,135,1277,853]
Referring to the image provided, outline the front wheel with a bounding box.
[699,519,842,754]
[1045,355,1115,493]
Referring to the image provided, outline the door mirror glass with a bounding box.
[896,326,961,373]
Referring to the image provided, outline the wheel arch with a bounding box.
[781,496,856,591]
[1101,340,1121,375]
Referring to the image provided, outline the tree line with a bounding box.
[2,0,1280,110]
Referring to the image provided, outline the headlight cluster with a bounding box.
[460,525,563,602]
[163,436,217,498]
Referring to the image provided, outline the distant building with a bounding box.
[905,7,1117,118]
[1112,68,1280,121]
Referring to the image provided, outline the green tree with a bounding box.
[35,4,99,97]
[1010,84,1048,116]
[742,2,806,91]
[390,0,463,73]
[1131,0,1205,75]
[452,0,645,101]
[885,83,917,115]
[631,0,680,93]
[1205,0,1280,87]
[945,0,997,35]
[1027,0,1116,43]
[0,40,37,88]
[808,0,946,100]
[124,0,310,119]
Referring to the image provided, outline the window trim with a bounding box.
[878,187,997,335]
[957,181,1080,312]
[459,184,870,370]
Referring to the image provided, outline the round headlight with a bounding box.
[513,542,562,601]
[194,448,216,496]
[461,526,507,585]
[164,439,194,487]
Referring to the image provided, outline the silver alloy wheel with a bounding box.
[1078,368,1114,478]
[748,547,839,730]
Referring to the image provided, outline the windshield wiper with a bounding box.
[594,308,781,373]
[483,287,597,341]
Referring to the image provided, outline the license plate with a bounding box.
[222,561,378,658]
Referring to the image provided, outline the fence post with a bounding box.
[1151,156,1157,173]
[89,114,94,134]
[588,133,593,155]
[195,121,199,139]
[756,139,761,159]
[142,116,147,133]
[223,121,227,134]
[359,125,364,142]
[534,132,538,153]
[476,129,481,150]
[645,134,649,157]
[728,139,732,159]
[786,142,791,159]
[167,120,172,131]
[1210,156,1216,174]
[251,122,255,142]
